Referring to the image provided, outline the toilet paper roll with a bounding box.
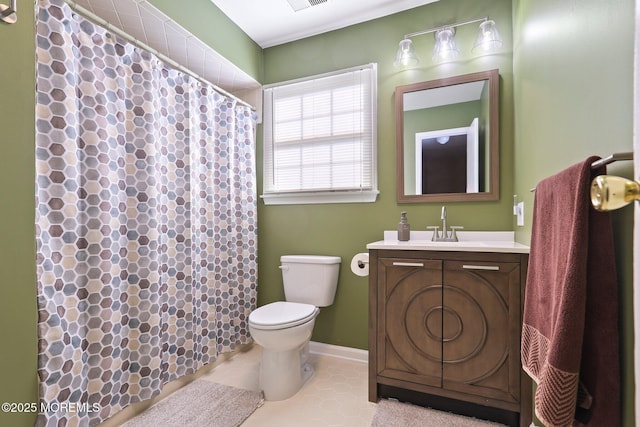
[350,253,370,277]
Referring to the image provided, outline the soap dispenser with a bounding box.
[397,212,410,241]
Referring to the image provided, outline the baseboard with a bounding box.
[308,341,368,364]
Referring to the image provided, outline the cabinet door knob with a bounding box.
[462,264,500,271]
[392,262,424,267]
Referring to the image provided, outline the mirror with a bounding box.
[396,69,499,202]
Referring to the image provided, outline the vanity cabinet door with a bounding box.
[377,258,443,388]
[442,260,521,404]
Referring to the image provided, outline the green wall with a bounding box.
[512,0,635,424]
[0,1,37,425]
[259,0,515,350]
[1,0,635,425]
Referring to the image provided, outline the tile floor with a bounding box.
[200,344,377,427]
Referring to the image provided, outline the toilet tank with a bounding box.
[281,255,341,307]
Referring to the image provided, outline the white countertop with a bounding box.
[366,231,530,254]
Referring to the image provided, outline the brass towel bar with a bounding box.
[528,152,637,212]
[529,152,634,192]
[590,152,633,169]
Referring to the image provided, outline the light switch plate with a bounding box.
[516,202,525,226]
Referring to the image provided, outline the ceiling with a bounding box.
[211,0,440,48]
[66,0,439,109]
[68,0,262,104]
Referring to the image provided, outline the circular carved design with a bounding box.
[423,306,442,341]
[440,306,462,342]
[385,269,509,381]
[441,285,487,364]
[442,270,510,384]
[424,306,442,341]
[421,306,463,342]
[387,284,442,364]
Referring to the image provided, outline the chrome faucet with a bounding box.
[428,206,463,242]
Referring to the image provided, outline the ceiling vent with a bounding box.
[286,0,328,12]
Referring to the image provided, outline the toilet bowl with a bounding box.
[249,301,319,400]
[248,255,341,401]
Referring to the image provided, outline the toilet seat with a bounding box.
[249,301,319,330]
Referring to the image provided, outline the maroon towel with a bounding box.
[521,157,620,427]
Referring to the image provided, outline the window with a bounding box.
[262,63,378,205]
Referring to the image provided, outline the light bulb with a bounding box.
[394,39,419,67]
[432,27,459,62]
[472,20,503,53]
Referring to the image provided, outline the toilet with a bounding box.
[248,255,341,400]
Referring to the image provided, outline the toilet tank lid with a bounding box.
[280,255,341,264]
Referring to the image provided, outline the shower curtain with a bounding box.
[35,0,257,425]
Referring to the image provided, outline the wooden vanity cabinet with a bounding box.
[368,249,531,427]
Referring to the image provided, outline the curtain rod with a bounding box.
[63,0,255,111]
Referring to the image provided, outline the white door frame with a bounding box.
[414,119,479,194]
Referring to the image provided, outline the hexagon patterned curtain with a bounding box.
[35,1,257,425]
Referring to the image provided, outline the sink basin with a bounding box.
[400,240,488,246]
[365,231,530,254]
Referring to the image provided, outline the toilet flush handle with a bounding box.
[279,265,289,271]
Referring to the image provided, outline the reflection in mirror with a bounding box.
[414,120,479,194]
[396,69,499,203]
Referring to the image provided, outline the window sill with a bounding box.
[261,190,379,205]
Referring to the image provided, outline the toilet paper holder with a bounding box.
[357,259,369,268]
[350,253,370,277]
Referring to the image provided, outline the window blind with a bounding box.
[262,64,378,204]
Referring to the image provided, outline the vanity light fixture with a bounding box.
[472,20,502,53]
[432,27,459,62]
[394,16,502,67]
[394,39,419,67]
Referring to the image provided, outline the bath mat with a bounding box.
[371,399,507,427]
[122,380,263,427]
